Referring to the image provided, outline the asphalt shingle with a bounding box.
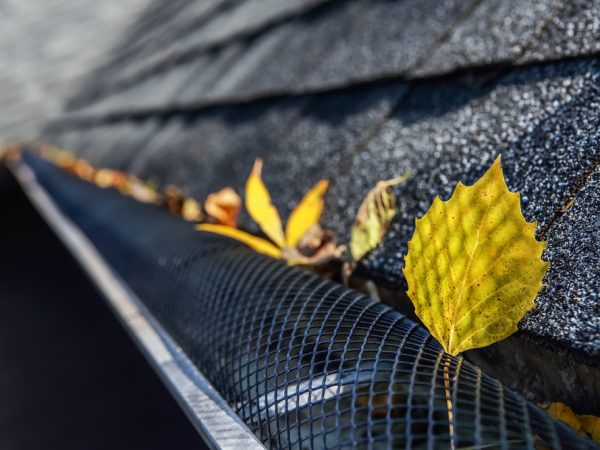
[415,0,562,77]
[521,0,600,64]
[524,167,600,355]
[302,0,477,89]
[261,84,408,222]
[207,25,293,101]
[237,0,369,96]
[195,0,331,47]
[175,98,308,200]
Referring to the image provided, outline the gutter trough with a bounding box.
[9,152,598,449]
[10,158,263,450]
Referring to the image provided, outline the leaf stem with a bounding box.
[380,171,412,188]
[443,357,456,450]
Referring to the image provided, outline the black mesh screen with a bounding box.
[22,153,597,450]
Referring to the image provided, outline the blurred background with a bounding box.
[0,0,150,141]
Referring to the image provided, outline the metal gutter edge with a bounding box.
[9,160,265,450]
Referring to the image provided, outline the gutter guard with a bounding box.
[10,160,264,450]
[10,152,598,450]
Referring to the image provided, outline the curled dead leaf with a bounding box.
[94,169,127,189]
[350,173,410,264]
[164,185,185,214]
[282,224,345,265]
[122,177,163,205]
[65,159,95,181]
[344,173,410,284]
[205,187,241,227]
[52,150,76,169]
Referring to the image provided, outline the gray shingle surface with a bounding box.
[237,0,369,96]
[207,25,293,100]
[123,65,195,110]
[0,0,152,141]
[62,0,600,118]
[71,0,369,115]
[110,0,332,87]
[179,0,331,53]
[174,45,244,104]
[128,117,201,180]
[302,0,477,89]
[415,0,562,77]
[524,167,600,355]
[261,84,408,222]
[130,0,225,62]
[78,45,245,116]
[175,98,308,200]
[520,0,600,64]
[63,0,200,109]
[96,121,161,171]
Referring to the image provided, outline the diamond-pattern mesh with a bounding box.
[23,153,597,450]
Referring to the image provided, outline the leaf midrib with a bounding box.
[448,193,493,354]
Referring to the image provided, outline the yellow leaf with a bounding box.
[72,160,95,181]
[181,198,203,222]
[124,177,163,204]
[543,402,600,442]
[546,402,584,433]
[95,169,122,189]
[580,415,600,442]
[53,150,76,168]
[197,223,282,259]
[205,187,241,227]
[403,156,549,355]
[286,179,329,247]
[245,159,285,248]
[350,173,410,262]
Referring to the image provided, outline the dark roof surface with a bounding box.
[44,0,600,357]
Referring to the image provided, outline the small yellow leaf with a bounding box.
[123,177,163,204]
[403,156,549,355]
[282,224,345,266]
[543,402,600,442]
[53,150,76,168]
[286,179,329,248]
[580,415,600,442]
[95,169,125,189]
[547,402,584,433]
[181,198,203,222]
[350,173,410,262]
[245,159,285,248]
[197,223,282,259]
[73,160,95,181]
[205,187,241,227]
